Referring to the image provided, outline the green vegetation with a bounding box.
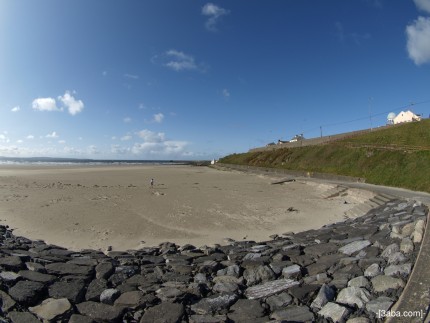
[220,120,430,193]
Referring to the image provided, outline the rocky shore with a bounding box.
[0,198,427,322]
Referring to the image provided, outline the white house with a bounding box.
[393,110,422,124]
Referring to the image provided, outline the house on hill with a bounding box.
[393,110,422,124]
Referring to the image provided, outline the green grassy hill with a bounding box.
[219,120,430,193]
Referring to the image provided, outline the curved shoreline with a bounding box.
[0,165,428,321]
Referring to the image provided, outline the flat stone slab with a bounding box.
[338,240,371,255]
[270,305,314,322]
[76,301,125,322]
[318,302,351,322]
[371,275,405,292]
[245,279,300,299]
[140,302,185,323]
[46,263,93,276]
[8,280,45,305]
[29,298,72,321]
[336,286,372,309]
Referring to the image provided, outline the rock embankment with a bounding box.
[0,199,427,322]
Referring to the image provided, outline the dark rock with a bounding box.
[95,261,115,280]
[140,302,185,323]
[49,280,86,303]
[288,284,320,304]
[304,243,338,256]
[7,311,40,323]
[114,291,153,309]
[8,280,45,305]
[45,263,93,276]
[17,270,56,283]
[270,305,314,322]
[189,314,228,323]
[366,296,394,315]
[228,299,266,322]
[265,292,293,311]
[69,314,96,323]
[0,256,24,271]
[85,278,108,301]
[243,265,275,286]
[310,283,335,310]
[0,289,16,313]
[76,301,125,322]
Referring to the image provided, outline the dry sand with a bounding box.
[0,165,375,251]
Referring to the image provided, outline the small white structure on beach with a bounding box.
[393,110,422,124]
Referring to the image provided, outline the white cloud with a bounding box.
[202,3,230,32]
[46,131,59,138]
[136,129,165,143]
[406,16,430,65]
[32,97,60,112]
[222,88,230,98]
[164,50,198,71]
[16,140,23,144]
[414,0,430,14]
[130,141,189,156]
[124,73,139,79]
[121,135,132,141]
[26,135,34,140]
[153,113,164,123]
[0,134,10,143]
[123,117,132,123]
[58,91,84,115]
[58,140,66,144]
[11,106,20,112]
[87,145,100,155]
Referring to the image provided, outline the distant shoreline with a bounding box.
[0,156,210,167]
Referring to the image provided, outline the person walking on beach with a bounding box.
[150,178,154,188]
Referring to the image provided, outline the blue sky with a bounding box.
[1,0,430,160]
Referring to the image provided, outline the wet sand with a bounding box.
[0,165,374,251]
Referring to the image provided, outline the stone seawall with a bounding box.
[0,199,427,322]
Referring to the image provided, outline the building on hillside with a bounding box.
[277,140,289,145]
[393,110,422,124]
[290,134,305,142]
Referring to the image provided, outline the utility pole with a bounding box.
[320,126,322,138]
[369,97,373,131]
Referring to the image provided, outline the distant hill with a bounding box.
[219,119,430,193]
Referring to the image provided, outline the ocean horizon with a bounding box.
[0,156,206,166]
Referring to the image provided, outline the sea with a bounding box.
[0,157,202,166]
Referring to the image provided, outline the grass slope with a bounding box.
[220,120,430,193]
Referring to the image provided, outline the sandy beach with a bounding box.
[0,165,375,251]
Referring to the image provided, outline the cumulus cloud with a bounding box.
[58,91,84,115]
[26,135,34,140]
[58,140,66,144]
[202,3,230,32]
[414,0,430,13]
[11,106,20,112]
[32,97,60,112]
[46,131,59,138]
[164,50,198,71]
[153,113,164,123]
[136,129,165,143]
[406,16,430,65]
